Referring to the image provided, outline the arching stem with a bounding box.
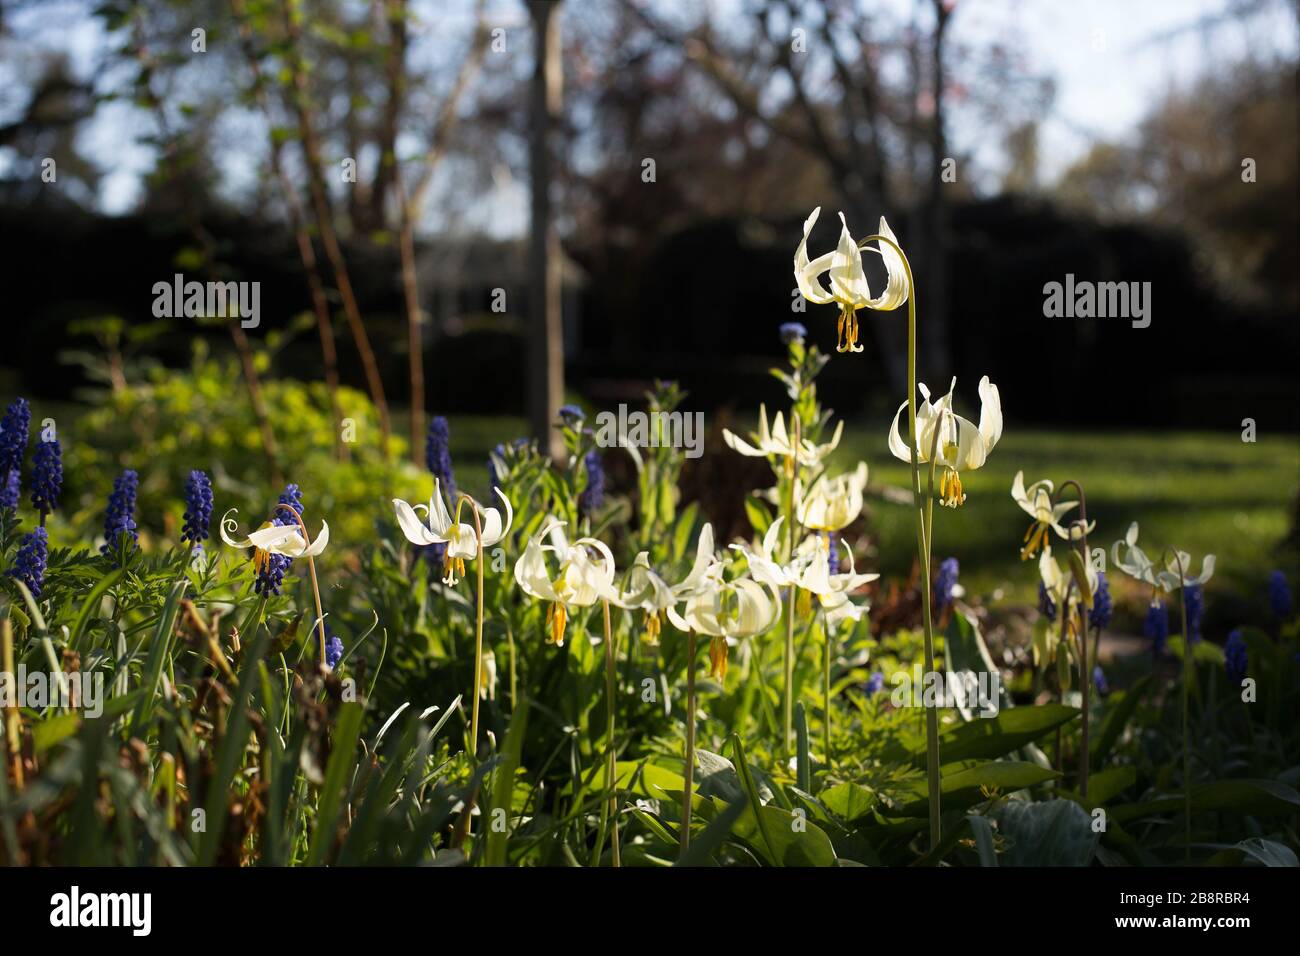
[273,503,327,666]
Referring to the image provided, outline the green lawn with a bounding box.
[425,412,1297,623]
[834,429,1298,609]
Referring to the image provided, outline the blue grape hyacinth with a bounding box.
[1183,583,1204,644]
[182,470,213,546]
[1089,571,1112,630]
[779,322,807,345]
[1267,570,1292,620]
[0,397,30,479]
[101,469,139,554]
[1223,629,1248,686]
[425,415,456,502]
[255,484,303,596]
[325,631,345,669]
[30,438,62,517]
[1144,600,1169,656]
[7,526,48,597]
[936,557,959,611]
[0,468,18,511]
[579,450,605,517]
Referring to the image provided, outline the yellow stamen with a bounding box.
[1019,522,1047,560]
[442,551,466,587]
[939,469,966,508]
[642,610,661,644]
[708,635,728,680]
[546,602,568,646]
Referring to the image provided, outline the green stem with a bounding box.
[782,416,801,758]
[679,631,698,859]
[822,609,832,767]
[602,600,621,867]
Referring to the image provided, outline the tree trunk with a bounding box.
[528,0,565,461]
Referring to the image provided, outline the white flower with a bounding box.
[1112,522,1214,592]
[392,480,513,585]
[888,376,1003,508]
[794,207,909,352]
[619,524,718,643]
[790,535,879,627]
[514,521,620,647]
[797,462,869,532]
[722,404,843,467]
[668,576,779,680]
[220,509,329,578]
[730,516,795,589]
[1011,472,1093,560]
[1039,546,1097,614]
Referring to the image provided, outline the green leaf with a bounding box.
[1091,674,1152,766]
[33,713,81,754]
[929,704,1078,766]
[1111,779,1300,824]
[820,782,877,823]
[893,761,1061,815]
[743,495,773,539]
[994,799,1098,867]
[967,814,999,867]
[304,702,366,867]
[486,698,529,867]
[1233,838,1299,867]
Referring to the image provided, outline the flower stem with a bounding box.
[274,503,327,665]
[864,233,939,853]
[1057,479,1092,798]
[679,630,698,859]
[464,496,486,761]
[601,599,621,867]
[782,416,801,758]
[822,609,832,767]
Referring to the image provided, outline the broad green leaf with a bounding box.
[995,799,1098,867]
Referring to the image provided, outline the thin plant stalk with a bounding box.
[1166,548,1192,863]
[456,494,487,760]
[782,415,801,757]
[601,599,621,866]
[2,618,21,789]
[1057,480,1092,797]
[822,609,832,766]
[273,503,327,664]
[859,233,935,850]
[679,631,698,858]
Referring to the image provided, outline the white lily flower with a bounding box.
[1011,471,1093,561]
[797,462,869,532]
[888,376,1003,508]
[722,404,843,467]
[791,535,879,627]
[729,516,795,589]
[392,479,513,585]
[668,576,779,680]
[618,523,718,644]
[1112,522,1214,592]
[220,508,329,577]
[794,207,909,352]
[1039,546,1097,613]
[514,520,620,647]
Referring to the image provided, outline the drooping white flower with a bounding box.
[668,576,779,680]
[790,534,879,627]
[1011,472,1093,561]
[392,480,513,585]
[722,404,843,467]
[220,509,329,576]
[1112,522,1214,592]
[730,516,795,589]
[618,523,718,643]
[794,207,909,352]
[888,376,1003,508]
[797,462,869,532]
[514,520,620,647]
